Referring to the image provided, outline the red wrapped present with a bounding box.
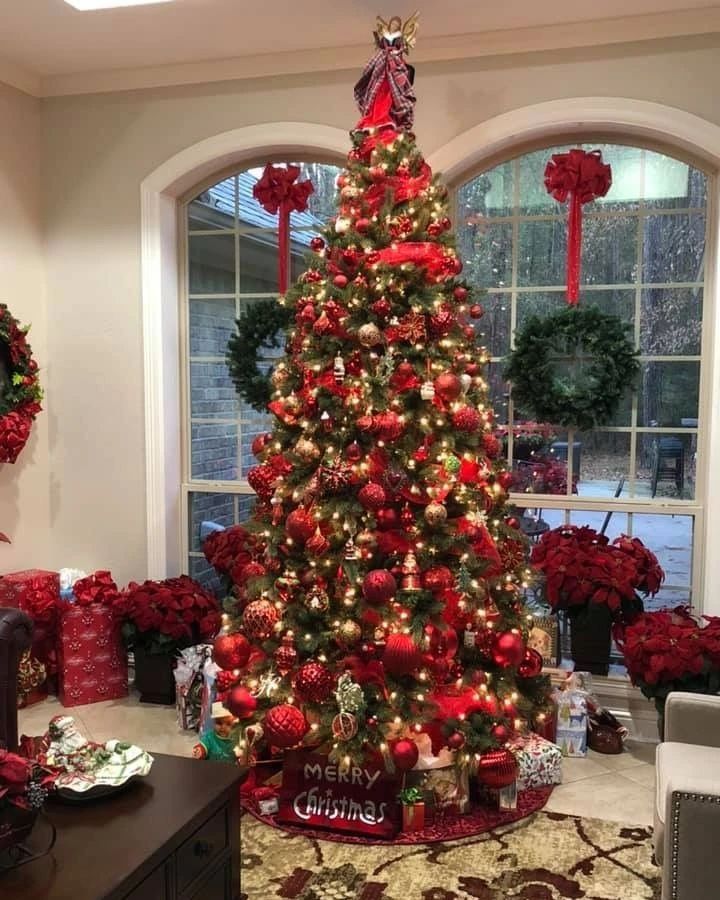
[0,569,59,683]
[57,604,128,707]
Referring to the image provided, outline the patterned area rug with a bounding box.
[240,809,660,899]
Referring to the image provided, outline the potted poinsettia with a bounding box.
[114,576,220,704]
[0,749,56,852]
[530,526,664,675]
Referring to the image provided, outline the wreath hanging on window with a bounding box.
[0,303,43,463]
[504,305,640,432]
[226,300,292,411]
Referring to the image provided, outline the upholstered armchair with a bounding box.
[0,606,33,751]
[654,691,720,900]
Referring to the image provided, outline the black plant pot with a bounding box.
[133,646,176,704]
[569,604,613,676]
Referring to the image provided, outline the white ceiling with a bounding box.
[2,0,719,96]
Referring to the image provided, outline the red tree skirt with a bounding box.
[241,785,554,846]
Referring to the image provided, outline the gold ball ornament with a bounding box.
[357,323,384,348]
[304,587,330,614]
[335,619,362,647]
[270,367,289,389]
[331,712,358,740]
[295,438,320,462]
[424,502,448,526]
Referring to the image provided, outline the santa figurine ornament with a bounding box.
[192,701,239,763]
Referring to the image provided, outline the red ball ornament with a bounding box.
[264,704,309,748]
[434,372,462,402]
[371,297,392,318]
[470,304,484,319]
[447,731,466,750]
[247,465,277,502]
[391,738,419,772]
[294,661,334,703]
[356,217,371,233]
[374,411,403,442]
[440,216,452,231]
[483,434,501,459]
[424,622,459,659]
[492,630,525,668]
[362,569,397,605]
[213,633,251,671]
[518,647,544,679]
[216,669,240,692]
[422,566,454,593]
[225,685,257,720]
[491,723,512,744]
[333,274,348,289]
[506,516,521,530]
[251,433,271,458]
[242,599,279,639]
[477,748,518,788]
[358,482,387,510]
[452,407,481,433]
[274,635,298,675]
[310,236,325,252]
[383,633,422,677]
[465,363,481,376]
[497,471,514,491]
[236,561,266,583]
[345,442,362,462]
[286,508,315,542]
[376,507,400,531]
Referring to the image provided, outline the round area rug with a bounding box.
[241,787,553,845]
[240,809,660,899]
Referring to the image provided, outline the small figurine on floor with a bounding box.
[192,701,239,763]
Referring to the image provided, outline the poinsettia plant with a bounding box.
[0,748,56,812]
[530,525,664,623]
[114,575,221,655]
[616,607,720,716]
[203,525,259,585]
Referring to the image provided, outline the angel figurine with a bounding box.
[354,12,419,133]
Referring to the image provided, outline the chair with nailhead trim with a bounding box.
[0,607,33,751]
[655,691,720,899]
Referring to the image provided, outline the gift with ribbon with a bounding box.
[252,163,314,294]
[398,786,425,832]
[544,149,612,304]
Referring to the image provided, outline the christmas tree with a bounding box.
[209,14,551,776]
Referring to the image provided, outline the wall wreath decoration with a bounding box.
[504,305,640,432]
[0,303,42,464]
[226,299,292,411]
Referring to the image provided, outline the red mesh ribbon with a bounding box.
[374,242,456,281]
[544,149,612,304]
[252,164,314,293]
[0,409,32,464]
[365,162,432,213]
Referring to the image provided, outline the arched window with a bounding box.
[456,142,710,613]
[181,160,341,587]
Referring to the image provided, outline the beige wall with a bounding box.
[0,82,48,573]
[37,35,720,585]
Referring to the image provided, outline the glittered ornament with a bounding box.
[344,537,359,560]
[492,630,525,668]
[452,406,482,432]
[434,372,462,402]
[362,569,397,605]
[286,508,315,542]
[424,502,448,527]
[357,323,384,348]
[225,685,257,720]
[420,380,436,400]
[424,622,459,659]
[518,647,544,679]
[422,566,454,593]
[295,438,320,462]
[294,661,334,703]
[215,669,240,692]
[304,587,330,614]
[333,274,348,289]
[247,465,277,502]
[371,297,392,318]
[264,704,308,748]
[335,619,362,647]
[470,303,484,318]
[476,748,518,788]
[213,633,251,671]
[375,507,399,530]
[345,441,362,462]
[251,433,272,458]
[274,634,298,675]
[444,455,461,475]
[391,738,419,772]
[460,373,472,395]
[401,551,422,591]
[306,526,330,557]
[447,731,466,750]
[335,672,366,713]
[400,503,415,528]
[453,285,468,302]
[374,411,403,442]
[242,600,279,639]
[331,711,358,740]
[356,217,371,233]
[429,306,455,337]
[491,723,512,744]
[383,633,421,677]
[310,236,325,252]
[358,482,387,510]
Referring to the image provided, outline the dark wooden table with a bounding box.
[1,753,241,900]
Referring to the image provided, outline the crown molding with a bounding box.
[0,57,42,98]
[15,5,720,99]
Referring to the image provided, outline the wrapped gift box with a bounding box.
[508,732,563,790]
[406,734,469,819]
[0,569,60,685]
[57,605,128,707]
[555,689,588,757]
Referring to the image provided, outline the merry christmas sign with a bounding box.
[277,749,401,838]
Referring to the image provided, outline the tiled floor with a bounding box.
[18,695,657,826]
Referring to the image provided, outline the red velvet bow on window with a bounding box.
[544,149,612,304]
[252,164,314,294]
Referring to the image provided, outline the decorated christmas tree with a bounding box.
[209,14,551,778]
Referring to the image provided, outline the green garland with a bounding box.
[226,300,292,411]
[504,305,640,431]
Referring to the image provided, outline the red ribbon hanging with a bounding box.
[544,149,612,304]
[252,164,314,294]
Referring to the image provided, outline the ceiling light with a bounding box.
[64,0,175,9]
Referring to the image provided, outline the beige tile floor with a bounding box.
[18,694,657,826]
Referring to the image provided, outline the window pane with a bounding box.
[515,292,565,333]
[294,162,342,223]
[188,491,256,551]
[637,361,700,427]
[485,362,509,424]
[458,163,514,219]
[518,220,566,286]
[190,361,238,419]
[240,410,273,478]
[643,156,706,210]
[239,231,278,293]
[189,234,236,294]
[640,288,702,355]
[581,214,637,285]
[642,213,705,283]
[188,177,237,231]
[459,222,512,288]
[190,422,238,481]
[518,148,562,216]
[630,513,693,597]
[568,508,630,542]
[189,298,236,357]
[573,431,632,498]
[635,431,696,500]
[473,292,510,358]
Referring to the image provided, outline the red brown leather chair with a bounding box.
[0,606,33,751]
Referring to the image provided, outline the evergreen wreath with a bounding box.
[0,303,42,464]
[226,300,292,411]
[504,305,640,431]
